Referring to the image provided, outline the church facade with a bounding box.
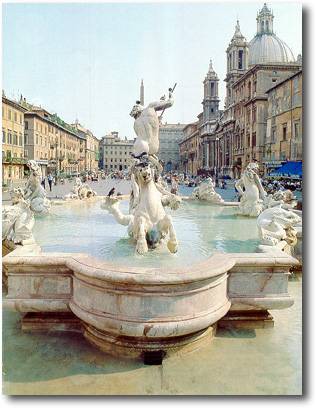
[180,3,302,177]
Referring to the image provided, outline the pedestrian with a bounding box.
[48,173,53,192]
[41,176,46,189]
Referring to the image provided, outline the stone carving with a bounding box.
[64,176,97,200]
[24,160,51,214]
[102,157,180,254]
[257,206,301,248]
[191,177,224,203]
[130,87,174,170]
[264,189,297,210]
[103,87,180,255]
[2,188,35,244]
[235,162,266,217]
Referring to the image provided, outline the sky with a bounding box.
[2,1,302,140]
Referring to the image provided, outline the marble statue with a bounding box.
[103,86,181,255]
[24,160,51,215]
[257,206,301,249]
[102,157,180,255]
[191,177,224,203]
[130,87,174,171]
[64,176,97,200]
[235,162,266,217]
[2,188,35,244]
[263,189,298,211]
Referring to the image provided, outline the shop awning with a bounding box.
[269,161,302,178]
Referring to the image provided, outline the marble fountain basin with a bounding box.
[2,198,299,359]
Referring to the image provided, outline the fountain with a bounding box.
[2,87,301,362]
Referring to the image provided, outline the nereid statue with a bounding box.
[24,160,51,214]
[2,188,35,244]
[235,162,266,217]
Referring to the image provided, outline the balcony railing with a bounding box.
[3,156,27,165]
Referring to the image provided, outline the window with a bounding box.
[8,110,11,120]
[282,124,287,141]
[25,120,29,130]
[13,132,18,145]
[24,150,28,157]
[271,127,276,143]
[2,129,6,143]
[211,82,215,97]
[19,133,22,146]
[294,122,300,139]
[238,50,243,69]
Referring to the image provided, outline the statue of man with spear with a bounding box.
[130,83,177,170]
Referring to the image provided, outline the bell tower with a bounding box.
[225,20,248,107]
[202,59,220,122]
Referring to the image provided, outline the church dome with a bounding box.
[249,3,295,65]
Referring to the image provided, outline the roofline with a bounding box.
[233,63,301,87]
[2,96,28,113]
[25,111,79,137]
[266,69,302,93]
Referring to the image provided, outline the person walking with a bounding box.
[41,176,46,190]
[48,173,53,192]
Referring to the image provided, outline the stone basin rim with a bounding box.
[3,244,299,285]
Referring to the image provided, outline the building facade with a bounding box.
[158,123,186,172]
[99,132,134,172]
[264,70,302,172]
[2,95,27,185]
[23,108,82,177]
[72,121,100,173]
[206,3,302,178]
[179,120,201,176]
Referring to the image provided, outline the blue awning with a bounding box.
[269,161,302,178]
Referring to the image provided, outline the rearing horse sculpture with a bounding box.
[102,159,180,255]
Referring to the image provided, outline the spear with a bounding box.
[159,82,177,120]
